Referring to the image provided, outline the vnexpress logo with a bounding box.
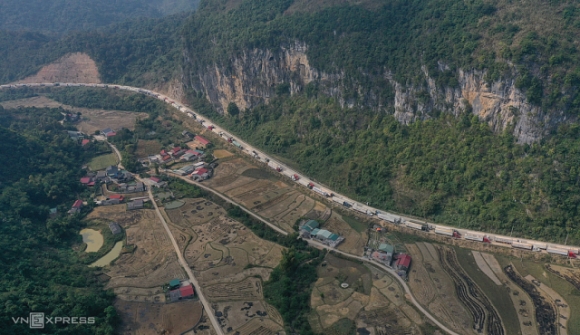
[30,313,44,329]
[13,313,95,329]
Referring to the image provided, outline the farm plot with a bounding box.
[466,251,535,335]
[213,149,234,159]
[525,274,570,335]
[309,253,422,335]
[165,198,226,228]
[114,299,204,335]
[504,265,558,335]
[204,157,328,233]
[406,242,474,334]
[163,197,284,334]
[437,245,505,335]
[213,300,281,334]
[100,209,185,289]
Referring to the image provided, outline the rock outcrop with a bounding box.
[183,42,568,143]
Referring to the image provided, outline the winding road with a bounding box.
[108,143,225,335]
[3,81,575,334]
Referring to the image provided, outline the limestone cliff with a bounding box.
[183,42,568,143]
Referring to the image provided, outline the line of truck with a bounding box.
[3,82,578,259]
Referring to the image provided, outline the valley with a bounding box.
[3,82,580,335]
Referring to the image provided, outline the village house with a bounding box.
[68,200,83,214]
[394,254,412,278]
[101,128,116,137]
[148,176,167,188]
[371,243,395,266]
[299,220,344,248]
[193,135,211,147]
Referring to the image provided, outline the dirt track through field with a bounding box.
[472,251,502,285]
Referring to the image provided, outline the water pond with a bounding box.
[89,241,123,267]
[80,228,104,252]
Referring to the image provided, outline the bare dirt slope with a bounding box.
[14,52,101,84]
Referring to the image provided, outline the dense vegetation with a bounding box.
[0,105,118,334]
[0,13,186,84]
[190,92,580,245]
[0,0,197,35]
[184,0,580,113]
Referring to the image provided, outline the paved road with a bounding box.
[166,172,459,335]
[3,82,577,254]
[108,143,225,335]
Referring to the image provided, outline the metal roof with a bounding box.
[305,220,319,229]
[379,243,394,254]
[316,229,333,239]
[169,279,180,287]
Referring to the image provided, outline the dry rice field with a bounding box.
[406,242,478,334]
[87,205,207,334]
[309,253,423,335]
[204,158,327,233]
[114,299,209,335]
[163,197,284,335]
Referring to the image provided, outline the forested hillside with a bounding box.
[190,90,580,244]
[183,0,580,115]
[0,105,118,334]
[0,0,198,35]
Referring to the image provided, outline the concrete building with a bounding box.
[372,243,394,266]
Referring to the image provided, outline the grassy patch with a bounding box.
[511,258,580,335]
[327,318,355,335]
[135,139,162,158]
[454,247,520,335]
[87,153,118,171]
[341,214,368,233]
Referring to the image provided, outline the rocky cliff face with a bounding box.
[183,42,568,143]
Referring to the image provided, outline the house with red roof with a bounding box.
[80,177,92,184]
[395,254,411,275]
[194,135,211,147]
[81,139,90,146]
[179,284,195,298]
[69,200,83,214]
[108,194,125,202]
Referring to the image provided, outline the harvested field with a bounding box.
[525,275,569,335]
[455,249,523,335]
[505,265,557,335]
[310,253,421,334]
[163,196,284,334]
[212,300,281,334]
[213,149,234,159]
[15,53,101,84]
[437,246,505,335]
[205,277,263,301]
[135,139,163,158]
[75,108,148,134]
[115,299,203,335]
[1,96,148,134]
[406,242,473,334]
